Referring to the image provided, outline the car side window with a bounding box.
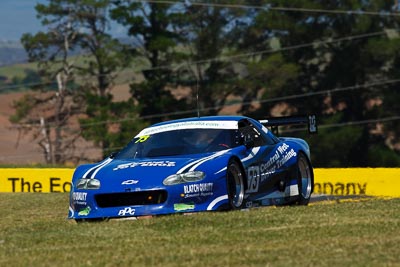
[239,120,265,147]
[238,120,274,147]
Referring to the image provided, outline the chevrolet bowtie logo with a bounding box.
[121,180,139,185]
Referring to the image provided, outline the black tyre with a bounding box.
[226,159,245,209]
[296,152,314,205]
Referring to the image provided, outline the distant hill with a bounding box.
[0,41,28,66]
[0,37,134,67]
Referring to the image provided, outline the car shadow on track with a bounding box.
[310,194,375,203]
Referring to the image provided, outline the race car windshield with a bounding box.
[114,128,237,159]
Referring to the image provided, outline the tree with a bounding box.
[69,0,144,158]
[111,0,188,123]
[236,0,400,166]
[13,0,142,163]
[173,1,247,116]
[14,1,83,164]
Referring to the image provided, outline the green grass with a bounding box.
[0,194,399,267]
[0,63,37,79]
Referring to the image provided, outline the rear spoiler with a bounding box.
[259,115,317,135]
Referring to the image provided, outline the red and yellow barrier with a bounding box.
[0,168,399,197]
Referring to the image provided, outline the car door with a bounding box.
[238,119,288,201]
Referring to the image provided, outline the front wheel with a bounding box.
[296,152,314,205]
[226,159,245,210]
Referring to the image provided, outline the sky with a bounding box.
[0,0,126,42]
[0,0,46,41]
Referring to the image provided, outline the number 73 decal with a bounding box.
[246,166,260,193]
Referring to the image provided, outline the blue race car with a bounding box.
[68,115,317,221]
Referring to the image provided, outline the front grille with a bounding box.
[95,190,168,208]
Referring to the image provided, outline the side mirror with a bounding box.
[244,134,255,149]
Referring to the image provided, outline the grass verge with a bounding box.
[0,194,399,267]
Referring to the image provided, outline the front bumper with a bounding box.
[68,180,228,220]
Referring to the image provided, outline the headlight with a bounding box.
[75,178,101,189]
[163,171,205,185]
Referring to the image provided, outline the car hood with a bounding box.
[75,150,231,188]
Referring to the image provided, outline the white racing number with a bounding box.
[246,166,260,193]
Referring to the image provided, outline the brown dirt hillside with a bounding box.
[0,84,130,165]
[0,85,129,165]
[0,92,45,164]
[0,84,245,165]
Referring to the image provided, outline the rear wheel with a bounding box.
[226,160,245,209]
[296,152,313,205]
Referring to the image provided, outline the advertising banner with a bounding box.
[314,168,400,197]
[0,168,74,193]
[0,168,399,197]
